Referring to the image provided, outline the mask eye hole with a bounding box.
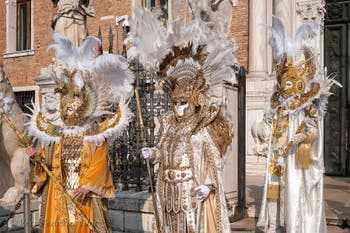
[180,101,187,105]
[285,80,293,89]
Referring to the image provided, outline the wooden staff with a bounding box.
[134,87,162,233]
[1,113,96,232]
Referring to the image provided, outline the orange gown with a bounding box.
[34,141,115,233]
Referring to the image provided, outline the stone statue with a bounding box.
[251,116,271,158]
[41,92,63,125]
[0,66,30,206]
[188,0,234,39]
[51,0,95,47]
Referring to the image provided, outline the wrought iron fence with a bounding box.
[109,63,171,191]
[93,23,171,191]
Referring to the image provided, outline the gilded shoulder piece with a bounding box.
[36,112,62,137]
[83,102,133,145]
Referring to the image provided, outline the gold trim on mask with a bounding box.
[271,48,320,111]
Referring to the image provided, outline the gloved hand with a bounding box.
[141,147,153,160]
[25,145,37,157]
[194,185,211,202]
[291,133,306,143]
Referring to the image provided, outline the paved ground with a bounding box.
[231,217,350,233]
[231,175,350,232]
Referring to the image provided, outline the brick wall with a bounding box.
[0,0,249,87]
[88,0,132,55]
[168,0,249,68]
[231,0,249,68]
[0,1,54,86]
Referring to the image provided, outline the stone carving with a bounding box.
[41,92,63,125]
[51,0,95,47]
[251,117,271,157]
[0,66,30,206]
[296,0,326,26]
[188,0,234,38]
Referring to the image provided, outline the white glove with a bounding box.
[291,133,306,143]
[194,185,211,202]
[141,147,153,160]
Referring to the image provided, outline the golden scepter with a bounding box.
[282,121,306,158]
[0,112,96,231]
[134,86,162,233]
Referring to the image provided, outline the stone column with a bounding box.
[246,0,273,176]
[274,0,296,35]
[248,0,268,79]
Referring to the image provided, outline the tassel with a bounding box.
[267,184,280,200]
[296,143,312,168]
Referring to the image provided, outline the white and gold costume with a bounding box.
[257,17,340,233]
[26,33,134,233]
[126,2,235,232]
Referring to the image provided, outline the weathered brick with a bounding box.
[0,0,249,87]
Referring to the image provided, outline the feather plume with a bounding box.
[48,33,76,64]
[268,16,319,62]
[49,33,134,101]
[92,54,134,99]
[268,16,287,61]
[126,0,169,71]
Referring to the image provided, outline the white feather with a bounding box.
[126,0,169,71]
[268,16,319,61]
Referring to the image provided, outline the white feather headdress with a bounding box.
[25,33,135,145]
[268,16,319,62]
[267,16,341,117]
[49,32,134,101]
[125,0,235,105]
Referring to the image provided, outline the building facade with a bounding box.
[0,0,348,227]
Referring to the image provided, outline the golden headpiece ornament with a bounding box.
[268,16,341,116]
[25,33,135,146]
[126,1,236,109]
[46,33,134,126]
[126,0,236,155]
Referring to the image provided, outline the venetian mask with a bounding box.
[56,69,94,126]
[278,64,306,99]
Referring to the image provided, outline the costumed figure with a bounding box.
[51,0,95,46]
[257,16,341,233]
[25,33,134,233]
[126,1,235,232]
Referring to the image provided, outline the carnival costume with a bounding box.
[257,17,340,233]
[127,1,234,232]
[27,33,134,233]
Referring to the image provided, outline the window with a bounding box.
[14,90,35,114]
[146,0,155,9]
[4,0,33,57]
[17,0,31,51]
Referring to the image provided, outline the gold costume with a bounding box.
[35,141,114,233]
[257,17,340,233]
[125,3,236,232]
[28,34,134,233]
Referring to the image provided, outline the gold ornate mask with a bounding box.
[271,49,319,110]
[56,69,96,126]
